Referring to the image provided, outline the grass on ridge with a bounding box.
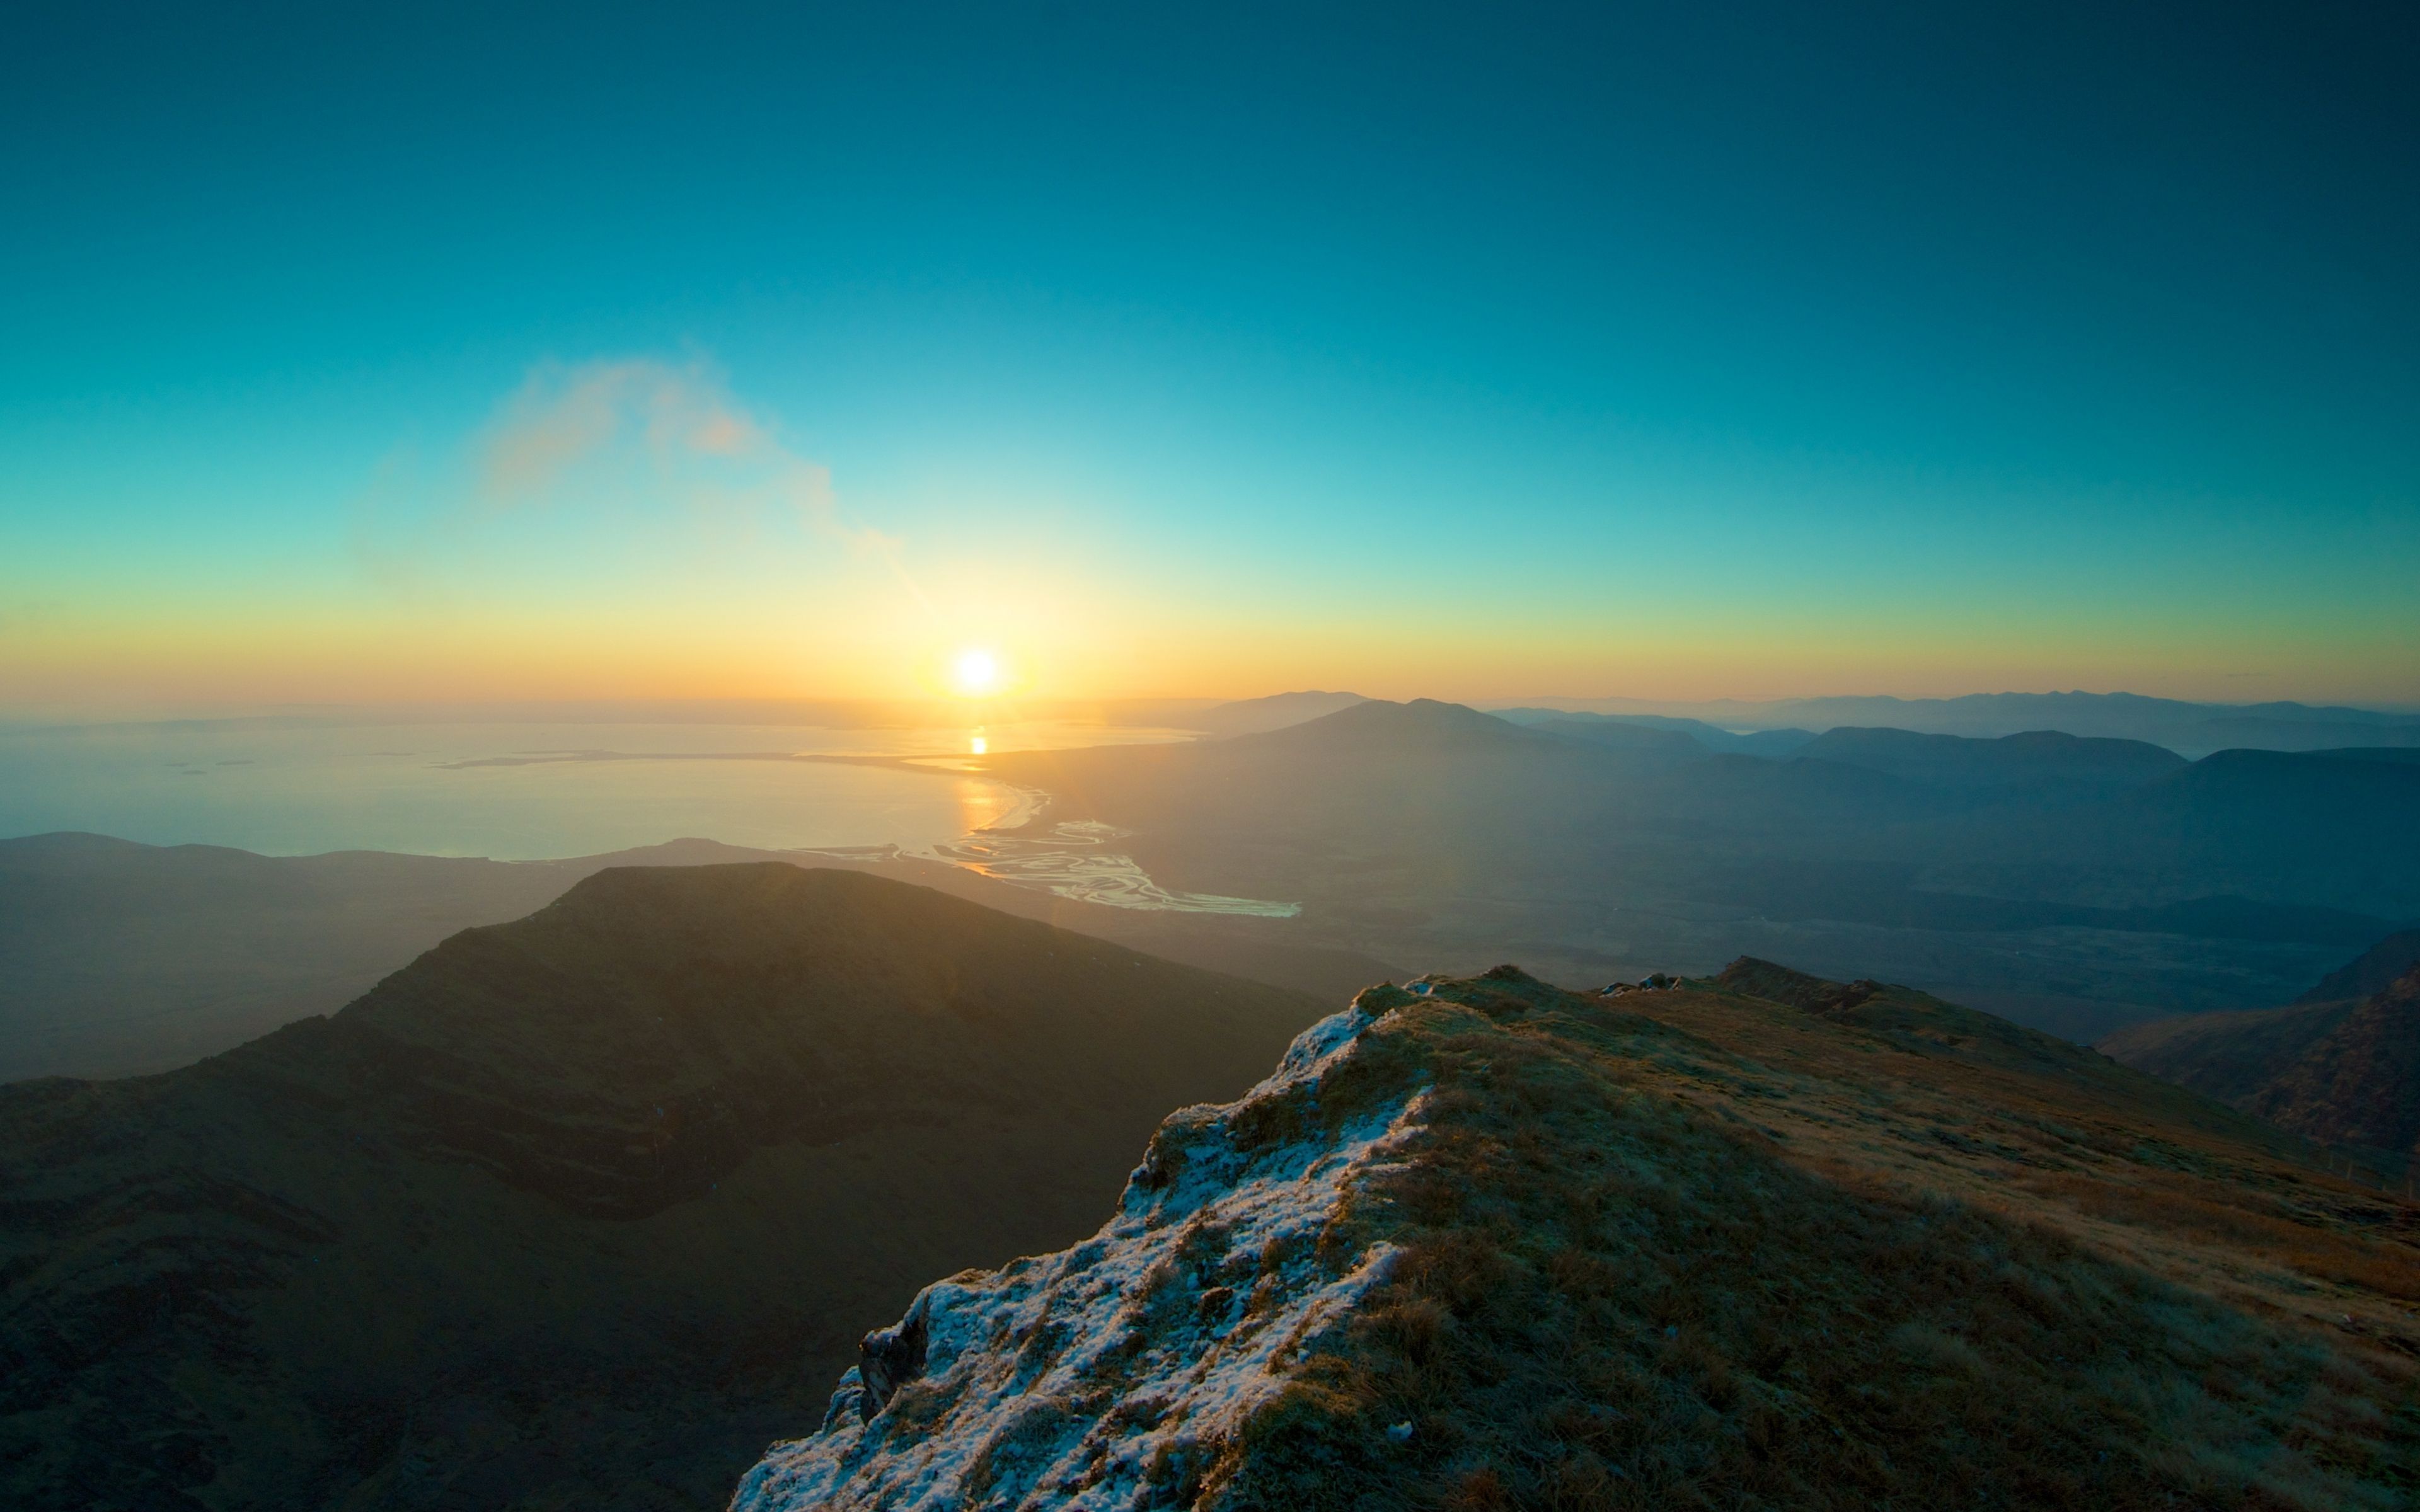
[1202,968,2419,1511]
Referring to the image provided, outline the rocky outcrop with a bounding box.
[731,1000,1427,1511]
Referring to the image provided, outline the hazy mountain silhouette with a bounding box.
[0,833,1397,1084]
[1182,689,1367,738]
[996,699,2420,914]
[1491,708,1816,756]
[1523,715,1707,759]
[0,865,1323,1510]
[0,833,572,1081]
[1793,726,2186,792]
[1502,690,2420,756]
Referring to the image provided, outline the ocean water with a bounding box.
[0,719,1178,863]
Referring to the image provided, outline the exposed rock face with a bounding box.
[731,1002,1426,1511]
[856,1308,930,1418]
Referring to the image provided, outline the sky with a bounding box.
[2,0,2416,715]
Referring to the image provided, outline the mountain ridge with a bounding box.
[2104,961,2420,1172]
[0,865,1324,1510]
[736,959,2419,1509]
[1482,690,2420,755]
[0,831,1397,1084]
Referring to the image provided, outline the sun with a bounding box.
[950,646,1003,698]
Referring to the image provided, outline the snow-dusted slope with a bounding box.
[729,997,1427,1511]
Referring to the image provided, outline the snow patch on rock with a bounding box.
[729,1003,1423,1511]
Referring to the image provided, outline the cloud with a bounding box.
[473,358,897,558]
[354,357,924,609]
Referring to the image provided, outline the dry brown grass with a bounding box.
[1201,970,2420,1510]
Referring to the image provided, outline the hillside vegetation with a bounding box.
[748,961,2420,1509]
[2106,965,2420,1175]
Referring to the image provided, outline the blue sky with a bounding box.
[3,1,2414,710]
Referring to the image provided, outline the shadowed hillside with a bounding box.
[2300,927,2420,1004]
[0,833,1396,1083]
[2106,963,2420,1174]
[0,866,1323,1511]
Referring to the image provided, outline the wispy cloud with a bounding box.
[354,357,927,609]
[476,358,896,557]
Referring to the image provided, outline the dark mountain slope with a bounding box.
[2097,1000,2358,1106]
[0,832,1395,1083]
[0,865,1322,1511]
[736,965,2417,1510]
[1706,956,2278,1124]
[2245,966,2420,1159]
[2103,964,2420,1169]
[2301,926,2420,1004]
[0,832,571,1080]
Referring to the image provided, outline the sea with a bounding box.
[0,718,1299,915]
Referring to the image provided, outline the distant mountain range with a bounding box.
[0,866,1322,1510]
[14,694,2420,1090]
[1484,689,2420,757]
[987,699,2420,1038]
[1215,687,2420,757]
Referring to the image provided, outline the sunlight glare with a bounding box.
[952,647,1003,697]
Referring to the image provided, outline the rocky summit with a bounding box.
[735,964,2419,1511]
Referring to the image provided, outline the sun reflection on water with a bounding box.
[950,776,1018,835]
